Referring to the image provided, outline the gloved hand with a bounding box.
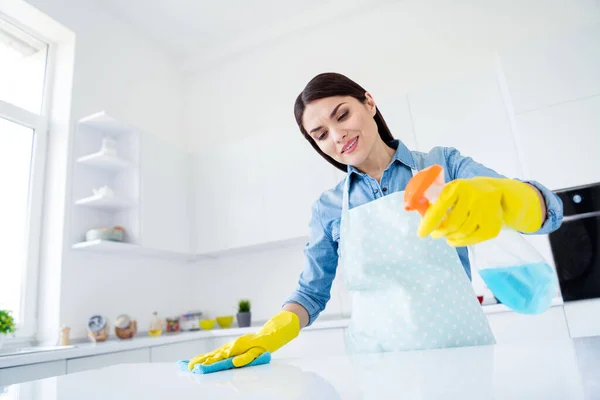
[417,177,544,247]
[188,310,300,370]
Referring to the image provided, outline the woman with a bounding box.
[188,73,563,369]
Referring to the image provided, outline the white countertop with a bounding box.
[0,299,564,369]
[5,335,599,399]
[0,316,350,369]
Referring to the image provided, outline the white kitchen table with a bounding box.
[3,336,598,399]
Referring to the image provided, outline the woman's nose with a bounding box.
[331,128,348,143]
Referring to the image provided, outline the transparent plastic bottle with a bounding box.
[404,165,558,314]
[148,311,163,337]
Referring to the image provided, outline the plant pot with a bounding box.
[237,312,251,328]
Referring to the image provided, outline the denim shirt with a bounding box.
[283,140,564,326]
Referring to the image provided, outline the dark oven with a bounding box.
[549,183,600,302]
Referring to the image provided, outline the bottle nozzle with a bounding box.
[404,164,445,217]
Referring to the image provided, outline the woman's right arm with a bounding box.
[187,200,339,369]
[282,199,340,328]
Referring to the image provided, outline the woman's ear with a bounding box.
[364,92,377,117]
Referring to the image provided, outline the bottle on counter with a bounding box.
[148,311,164,337]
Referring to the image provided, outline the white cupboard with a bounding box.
[407,69,523,180]
[66,349,150,374]
[486,306,570,345]
[514,96,600,191]
[194,133,339,255]
[150,340,214,363]
[140,133,191,254]
[0,360,66,386]
[257,132,339,243]
[210,328,347,360]
[499,25,600,114]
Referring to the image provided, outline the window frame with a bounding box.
[0,10,54,339]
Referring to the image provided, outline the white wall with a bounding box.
[25,0,193,341]
[185,0,600,323]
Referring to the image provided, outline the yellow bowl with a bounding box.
[199,319,216,330]
[216,316,234,329]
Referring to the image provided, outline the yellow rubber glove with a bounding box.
[417,177,543,247]
[188,310,300,370]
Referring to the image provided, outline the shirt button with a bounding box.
[382,188,388,192]
[374,189,379,194]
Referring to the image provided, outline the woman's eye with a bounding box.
[317,131,328,141]
[338,111,349,121]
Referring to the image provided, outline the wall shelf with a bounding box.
[78,111,133,136]
[77,152,130,171]
[74,195,134,210]
[72,240,193,261]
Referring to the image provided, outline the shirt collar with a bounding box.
[346,139,415,177]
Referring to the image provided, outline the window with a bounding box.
[0,15,49,336]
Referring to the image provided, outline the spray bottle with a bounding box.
[404,164,557,314]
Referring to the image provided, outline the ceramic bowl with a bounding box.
[199,319,216,330]
[216,316,234,328]
[86,227,124,242]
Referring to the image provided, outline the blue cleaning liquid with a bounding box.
[479,263,556,314]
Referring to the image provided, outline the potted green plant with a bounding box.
[237,299,251,328]
[0,310,16,350]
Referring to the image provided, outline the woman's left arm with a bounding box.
[529,184,547,223]
[443,147,563,235]
[417,147,564,246]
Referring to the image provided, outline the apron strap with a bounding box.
[341,166,419,220]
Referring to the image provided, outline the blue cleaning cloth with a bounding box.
[177,352,271,374]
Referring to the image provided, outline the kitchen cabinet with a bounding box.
[150,340,214,362]
[258,132,339,243]
[194,133,339,255]
[66,348,150,374]
[272,328,347,360]
[407,69,523,180]
[486,306,569,345]
[499,25,600,113]
[194,136,265,254]
[140,133,190,254]
[0,360,66,386]
[210,328,347,360]
[563,299,600,339]
[514,95,600,190]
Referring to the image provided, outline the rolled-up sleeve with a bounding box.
[283,200,339,326]
[443,146,564,235]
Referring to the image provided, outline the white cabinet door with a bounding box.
[195,136,265,254]
[150,339,214,362]
[66,348,150,374]
[408,70,523,180]
[514,95,600,190]
[499,25,600,113]
[210,328,346,360]
[140,133,190,254]
[272,328,346,360]
[258,132,339,243]
[0,360,66,386]
[563,299,600,338]
[486,306,569,344]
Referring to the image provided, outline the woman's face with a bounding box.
[302,94,379,168]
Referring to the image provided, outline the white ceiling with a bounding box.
[95,0,380,70]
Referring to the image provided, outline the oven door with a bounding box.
[549,183,600,302]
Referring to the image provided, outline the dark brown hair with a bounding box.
[294,72,395,172]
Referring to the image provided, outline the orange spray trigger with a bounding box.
[404,165,444,216]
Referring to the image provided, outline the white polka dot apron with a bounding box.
[340,169,495,354]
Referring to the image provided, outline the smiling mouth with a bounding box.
[341,136,359,154]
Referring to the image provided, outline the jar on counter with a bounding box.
[180,312,203,331]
